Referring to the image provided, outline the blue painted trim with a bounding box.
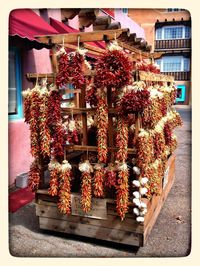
[9,47,23,121]
[176,85,186,102]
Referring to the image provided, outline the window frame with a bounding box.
[155,25,191,40]
[155,56,190,72]
[176,85,186,102]
[9,47,23,120]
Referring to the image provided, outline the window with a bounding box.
[156,28,162,40]
[164,27,183,39]
[122,8,128,14]
[156,56,190,72]
[9,48,23,120]
[155,59,162,69]
[176,85,186,103]
[163,56,182,72]
[155,25,191,40]
[185,26,191,38]
[183,58,190,71]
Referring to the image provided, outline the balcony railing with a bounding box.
[155,39,191,50]
[161,71,191,81]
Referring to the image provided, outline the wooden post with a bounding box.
[51,46,58,74]
[79,85,88,146]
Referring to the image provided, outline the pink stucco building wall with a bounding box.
[9,8,145,186]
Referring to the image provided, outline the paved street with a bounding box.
[9,106,191,257]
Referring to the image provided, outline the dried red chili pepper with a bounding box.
[93,163,105,198]
[28,159,41,191]
[57,160,72,215]
[116,163,129,221]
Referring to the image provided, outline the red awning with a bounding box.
[49,17,105,49]
[9,9,59,41]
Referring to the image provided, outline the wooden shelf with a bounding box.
[65,144,136,154]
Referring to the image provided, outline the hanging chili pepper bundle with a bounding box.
[79,160,93,213]
[136,129,154,170]
[142,98,163,130]
[94,41,133,90]
[39,86,51,158]
[85,83,98,107]
[48,159,61,196]
[28,159,41,191]
[93,163,105,198]
[52,123,65,160]
[104,163,117,189]
[65,119,79,145]
[143,160,162,197]
[171,110,183,129]
[170,85,177,104]
[116,117,129,162]
[116,162,129,221]
[56,48,69,88]
[56,48,88,90]
[22,88,31,124]
[47,86,62,127]
[96,89,108,163]
[164,123,172,146]
[118,88,150,115]
[57,160,72,215]
[29,84,42,158]
[67,50,87,90]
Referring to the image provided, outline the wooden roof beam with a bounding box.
[35,28,129,44]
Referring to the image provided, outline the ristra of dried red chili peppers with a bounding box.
[94,42,133,90]
[118,87,150,115]
[96,88,108,164]
[28,159,41,191]
[56,48,68,88]
[56,47,89,90]
[48,159,61,196]
[142,98,163,130]
[22,88,31,124]
[116,162,129,221]
[29,84,42,158]
[116,117,129,162]
[136,129,154,170]
[52,122,65,160]
[104,163,117,189]
[39,85,51,158]
[57,160,72,215]
[93,163,105,198]
[164,123,172,146]
[79,160,93,213]
[153,130,166,161]
[85,83,98,107]
[64,119,79,145]
[47,86,62,127]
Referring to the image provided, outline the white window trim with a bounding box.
[156,56,190,72]
[156,25,190,40]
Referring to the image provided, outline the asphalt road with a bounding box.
[9,106,191,257]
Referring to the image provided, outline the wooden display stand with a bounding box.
[35,155,175,247]
[27,29,176,247]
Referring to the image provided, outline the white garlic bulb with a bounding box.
[133,191,140,199]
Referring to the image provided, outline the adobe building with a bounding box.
[129,9,191,105]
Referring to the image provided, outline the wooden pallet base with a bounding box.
[35,155,175,247]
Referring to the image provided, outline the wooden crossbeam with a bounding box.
[35,28,129,45]
[66,145,136,154]
[26,69,174,83]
